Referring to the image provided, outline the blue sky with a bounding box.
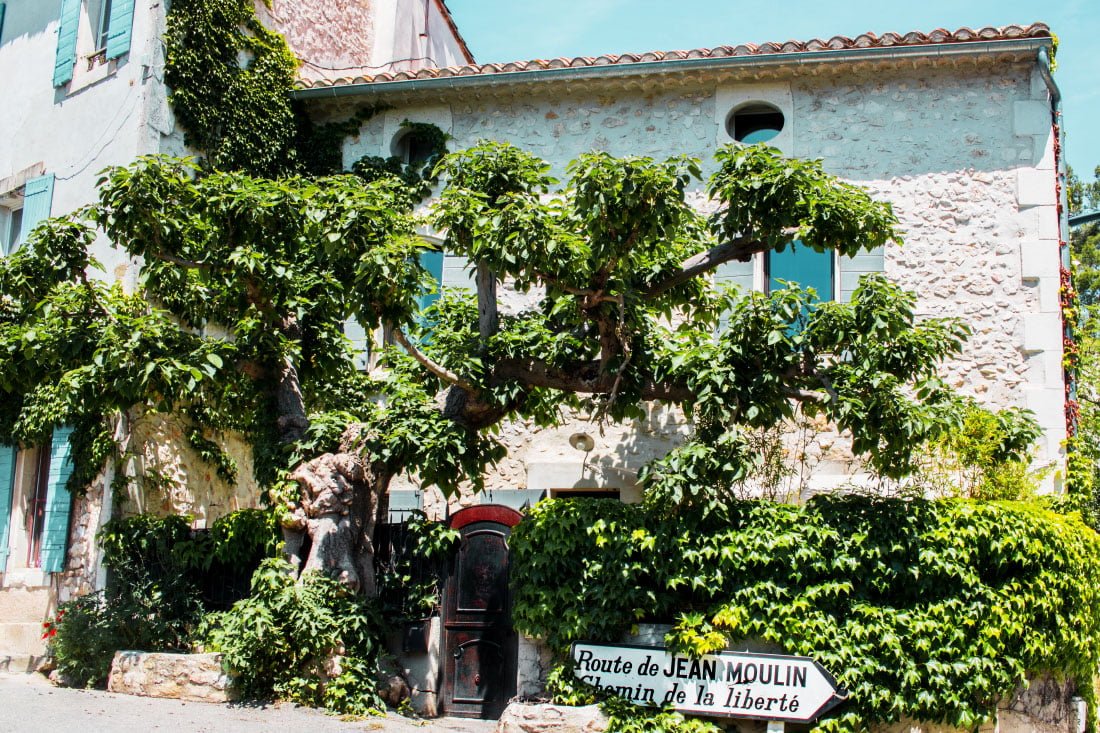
[447,0,1099,181]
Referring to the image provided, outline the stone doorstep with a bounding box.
[0,622,49,657]
[496,703,608,733]
[107,651,237,704]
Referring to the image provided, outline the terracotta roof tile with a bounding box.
[298,22,1052,90]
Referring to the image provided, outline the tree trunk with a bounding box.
[282,427,392,597]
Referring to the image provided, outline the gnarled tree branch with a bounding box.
[393,327,481,396]
[644,229,799,298]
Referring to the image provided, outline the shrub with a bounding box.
[203,558,387,715]
[47,509,279,688]
[511,496,1100,732]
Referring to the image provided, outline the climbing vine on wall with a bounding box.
[165,0,299,176]
[512,496,1100,733]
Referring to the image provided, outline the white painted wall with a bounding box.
[0,0,169,277]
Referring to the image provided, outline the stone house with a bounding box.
[293,22,1070,714]
[298,22,1068,504]
[0,0,469,671]
[0,0,1072,719]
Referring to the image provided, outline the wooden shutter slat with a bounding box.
[53,0,81,87]
[105,0,135,59]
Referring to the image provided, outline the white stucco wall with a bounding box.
[0,0,171,277]
[339,56,1066,499]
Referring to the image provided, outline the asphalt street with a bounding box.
[0,673,498,733]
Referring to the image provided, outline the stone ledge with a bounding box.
[497,703,608,733]
[107,651,236,703]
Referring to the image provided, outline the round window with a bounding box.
[728,103,785,144]
[393,130,437,168]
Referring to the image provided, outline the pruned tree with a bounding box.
[2,143,1035,595]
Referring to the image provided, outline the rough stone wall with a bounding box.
[59,470,110,601]
[792,64,1065,468]
[117,413,262,527]
[350,59,1064,497]
[254,0,374,85]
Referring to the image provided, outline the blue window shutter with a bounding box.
[0,445,16,574]
[17,174,55,245]
[418,250,444,314]
[53,0,81,86]
[0,4,8,44]
[768,241,834,302]
[40,427,75,573]
[105,0,135,60]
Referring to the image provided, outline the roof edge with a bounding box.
[436,0,475,64]
[292,35,1052,101]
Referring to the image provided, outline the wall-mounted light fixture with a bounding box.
[568,432,595,453]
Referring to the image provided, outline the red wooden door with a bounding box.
[442,505,521,719]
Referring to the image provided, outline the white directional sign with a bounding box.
[571,642,847,722]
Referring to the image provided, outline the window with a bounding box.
[87,0,114,52]
[0,203,22,256]
[767,241,834,303]
[393,130,438,169]
[25,448,51,568]
[728,103,785,144]
[53,0,134,87]
[0,428,74,578]
[1,174,54,256]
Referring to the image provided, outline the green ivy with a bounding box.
[165,0,299,176]
[511,496,1100,733]
[203,558,387,714]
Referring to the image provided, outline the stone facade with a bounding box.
[334,54,1065,505]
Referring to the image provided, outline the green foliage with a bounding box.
[906,403,1043,500]
[511,496,1100,732]
[204,558,387,714]
[1068,165,1100,217]
[165,0,299,175]
[351,120,451,202]
[603,696,725,733]
[294,104,390,177]
[49,510,281,687]
[1073,221,1100,308]
[709,144,899,259]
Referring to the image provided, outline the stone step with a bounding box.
[0,654,48,675]
[0,622,48,659]
[0,586,53,623]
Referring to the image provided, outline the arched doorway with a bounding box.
[442,504,522,719]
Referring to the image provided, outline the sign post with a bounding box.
[571,642,847,723]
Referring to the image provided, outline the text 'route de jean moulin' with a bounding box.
[574,649,809,714]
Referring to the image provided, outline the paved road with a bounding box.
[0,674,499,733]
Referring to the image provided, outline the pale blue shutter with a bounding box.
[768,241,834,302]
[441,253,476,290]
[105,0,135,59]
[0,4,8,44]
[40,427,74,573]
[837,246,885,303]
[418,250,444,314]
[0,445,16,573]
[18,174,55,245]
[53,0,81,86]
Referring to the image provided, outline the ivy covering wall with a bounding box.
[511,496,1100,733]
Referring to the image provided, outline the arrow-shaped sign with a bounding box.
[571,642,847,722]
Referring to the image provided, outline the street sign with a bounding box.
[571,642,847,722]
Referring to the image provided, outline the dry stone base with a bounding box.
[107,651,236,703]
[496,704,608,733]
